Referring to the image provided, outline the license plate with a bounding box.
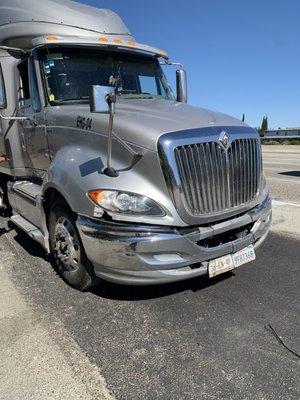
[208,245,256,278]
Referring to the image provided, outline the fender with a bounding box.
[41,140,182,226]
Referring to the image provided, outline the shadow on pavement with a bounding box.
[279,170,300,177]
[10,225,47,260]
[0,227,7,237]
[91,271,235,301]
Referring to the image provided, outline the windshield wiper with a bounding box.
[52,96,90,104]
[119,93,156,99]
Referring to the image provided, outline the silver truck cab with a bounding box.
[0,0,271,290]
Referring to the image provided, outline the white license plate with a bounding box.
[208,245,256,278]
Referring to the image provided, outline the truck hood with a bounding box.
[47,99,250,153]
[111,99,249,151]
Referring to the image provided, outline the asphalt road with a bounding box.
[262,145,300,237]
[0,146,299,400]
[262,145,300,203]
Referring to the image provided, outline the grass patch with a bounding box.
[261,138,300,145]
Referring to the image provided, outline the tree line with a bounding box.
[242,114,268,137]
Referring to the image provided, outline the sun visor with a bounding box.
[32,35,169,60]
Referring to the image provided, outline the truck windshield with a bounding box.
[41,49,174,104]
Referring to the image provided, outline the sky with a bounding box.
[79,0,299,129]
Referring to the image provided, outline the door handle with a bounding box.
[30,119,38,128]
[19,117,37,128]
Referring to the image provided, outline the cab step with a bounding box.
[8,180,43,229]
[10,214,47,249]
[10,181,42,204]
[7,181,49,251]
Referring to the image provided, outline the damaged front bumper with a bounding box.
[76,196,272,285]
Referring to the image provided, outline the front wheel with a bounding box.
[0,177,11,216]
[49,200,96,291]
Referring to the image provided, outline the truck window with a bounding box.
[17,59,41,113]
[139,75,161,96]
[29,58,41,113]
[40,48,174,104]
[18,61,31,109]
[0,64,6,109]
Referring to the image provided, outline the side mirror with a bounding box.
[176,68,188,103]
[89,85,119,177]
[89,85,115,113]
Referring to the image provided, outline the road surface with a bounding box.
[0,146,299,400]
[263,145,300,203]
[262,145,300,236]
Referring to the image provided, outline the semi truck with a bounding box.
[0,0,271,291]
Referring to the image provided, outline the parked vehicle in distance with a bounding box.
[0,0,271,290]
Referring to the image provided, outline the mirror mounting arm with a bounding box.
[90,85,140,178]
[0,112,27,121]
[104,93,119,178]
[0,46,27,55]
[160,61,188,103]
[0,112,37,126]
[160,61,184,70]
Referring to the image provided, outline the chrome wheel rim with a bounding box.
[53,216,80,272]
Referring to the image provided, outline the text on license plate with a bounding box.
[208,245,256,278]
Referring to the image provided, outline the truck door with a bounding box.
[17,57,50,176]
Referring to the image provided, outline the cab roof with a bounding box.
[0,0,129,36]
[0,0,168,59]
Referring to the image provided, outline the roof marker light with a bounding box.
[127,40,136,47]
[113,38,123,44]
[160,50,168,57]
[98,36,108,43]
[45,35,59,41]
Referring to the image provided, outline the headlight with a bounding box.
[87,190,165,216]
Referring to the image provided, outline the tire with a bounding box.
[0,179,11,217]
[49,200,95,291]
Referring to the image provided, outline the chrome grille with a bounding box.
[174,139,262,215]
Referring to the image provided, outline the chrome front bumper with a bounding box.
[77,196,272,285]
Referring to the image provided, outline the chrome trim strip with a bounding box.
[76,196,272,285]
[10,187,37,206]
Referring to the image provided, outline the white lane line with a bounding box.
[262,154,300,156]
[272,199,300,207]
[262,152,300,156]
[263,166,299,171]
[267,177,300,184]
[263,155,300,158]
[263,161,300,165]
[263,156,300,159]
[263,157,300,160]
